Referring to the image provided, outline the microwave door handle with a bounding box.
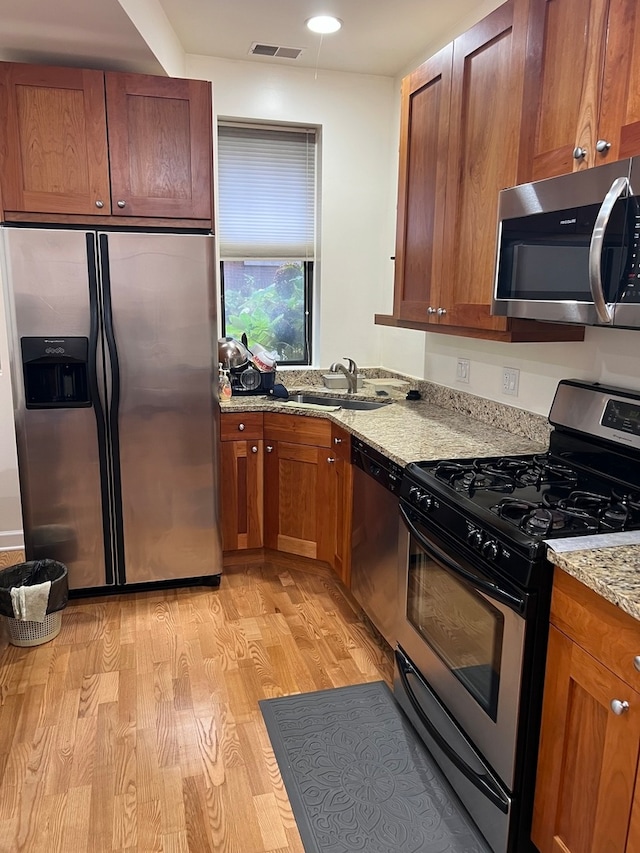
[589,176,630,324]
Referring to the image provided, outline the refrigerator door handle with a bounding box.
[98,233,126,584]
[86,232,115,585]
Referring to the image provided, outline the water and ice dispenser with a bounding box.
[21,337,90,408]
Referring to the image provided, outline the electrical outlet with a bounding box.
[502,367,520,396]
[456,358,470,383]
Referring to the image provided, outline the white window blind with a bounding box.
[217,124,316,260]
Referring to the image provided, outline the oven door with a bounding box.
[396,502,527,791]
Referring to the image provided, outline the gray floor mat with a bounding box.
[260,680,491,853]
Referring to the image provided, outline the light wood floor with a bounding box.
[0,555,393,852]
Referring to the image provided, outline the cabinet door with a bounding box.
[264,440,333,563]
[220,439,263,551]
[0,63,110,216]
[597,0,640,162]
[532,625,640,853]
[393,44,452,324]
[440,0,528,333]
[104,73,213,220]
[526,0,609,179]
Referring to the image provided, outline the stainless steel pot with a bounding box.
[218,337,250,370]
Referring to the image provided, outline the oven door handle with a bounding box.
[400,504,526,614]
[396,649,510,814]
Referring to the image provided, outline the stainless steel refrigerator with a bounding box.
[1,227,221,590]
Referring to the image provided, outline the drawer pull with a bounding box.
[238,423,245,431]
[251,446,258,453]
[266,445,274,453]
[634,656,640,673]
[610,699,630,716]
[334,437,343,445]
[327,457,335,464]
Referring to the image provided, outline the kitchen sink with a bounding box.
[290,393,392,411]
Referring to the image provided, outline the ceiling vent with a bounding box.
[249,43,303,60]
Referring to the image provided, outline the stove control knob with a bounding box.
[467,528,484,550]
[482,539,501,562]
[408,486,421,505]
[418,494,434,512]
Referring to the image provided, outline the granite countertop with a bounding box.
[222,374,640,623]
[221,391,547,466]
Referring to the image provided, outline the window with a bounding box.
[217,123,316,364]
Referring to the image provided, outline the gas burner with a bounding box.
[459,470,516,495]
[493,498,538,522]
[517,455,579,488]
[492,496,603,536]
[521,507,567,535]
[559,490,609,511]
[433,461,468,484]
[434,461,516,494]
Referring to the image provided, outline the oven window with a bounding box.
[407,546,504,721]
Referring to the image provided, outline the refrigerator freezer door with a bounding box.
[2,228,110,589]
[102,232,221,583]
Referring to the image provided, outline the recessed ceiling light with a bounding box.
[306,15,343,34]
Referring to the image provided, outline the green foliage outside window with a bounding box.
[223,261,308,362]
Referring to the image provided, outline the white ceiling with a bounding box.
[0,0,498,78]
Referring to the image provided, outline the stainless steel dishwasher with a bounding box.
[350,438,404,647]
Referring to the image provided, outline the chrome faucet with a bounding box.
[329,357,358,393]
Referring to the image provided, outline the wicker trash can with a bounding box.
[0,559,68,647]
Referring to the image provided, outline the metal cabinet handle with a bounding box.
[117,200,126,209]
[266,445,273,453]
[427,307,437,314]
[611,699,630,715]
[634,655,640,672]
[95,200,104,209]
[573,146,587,160]
[334,437,342,445]
[437,307,447,316]
[327,457,335,464]
[596,139,612,153]
[589,176,630,324]
[237,423,245,431]
[251,446,258,453]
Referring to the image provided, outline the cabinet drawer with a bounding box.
[220,412,264,441]
[264,413,332,447]
[551,568,640,691]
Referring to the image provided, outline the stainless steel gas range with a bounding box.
[393,379,640,853]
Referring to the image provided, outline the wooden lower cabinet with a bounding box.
[220,413,264,551]
[220,411,353,581]
[264,414,335,564]
[532,570,640,853]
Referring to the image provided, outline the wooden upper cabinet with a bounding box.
[105,72,213,220]
[440,0,529,334]
[0,63,110,216]
[378,0,583,342]
[0,62,213,225]
[525,0,640,181]
[393,44,452,324]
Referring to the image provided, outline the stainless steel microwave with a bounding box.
[492,157,640,328]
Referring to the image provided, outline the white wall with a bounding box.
[186,54,396,370]
[422,328,640,416]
